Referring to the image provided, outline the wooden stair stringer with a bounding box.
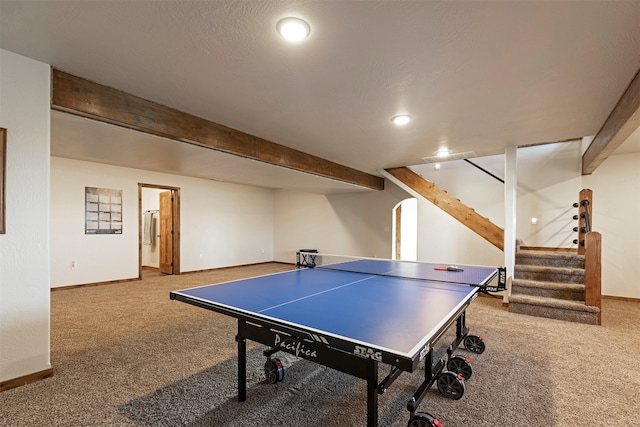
[383,167,504,251]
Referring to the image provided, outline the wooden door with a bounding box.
[159,191,173,274]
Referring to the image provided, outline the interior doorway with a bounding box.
[139,183,180,278]
[392,198,417,261]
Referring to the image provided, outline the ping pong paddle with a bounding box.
[434,266,464,272]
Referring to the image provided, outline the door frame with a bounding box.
[394,203,402,260]
[138,183,181,278]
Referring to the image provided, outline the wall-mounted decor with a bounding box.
[0,128,6,234]
[85,187,122,234]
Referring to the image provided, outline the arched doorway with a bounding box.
[392,198,417,261]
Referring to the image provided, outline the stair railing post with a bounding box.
[584,231,602,325]
[577,189,592,255]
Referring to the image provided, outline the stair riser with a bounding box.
[515,256,584,269]
[509,302,598,325]
[511,286,584,301]
[515,270,584,284]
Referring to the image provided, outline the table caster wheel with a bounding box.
[437,371,466,400]
[264,358,284,384]
[447,355,473,380]
[408,412,443,427]
[463,334,485,354]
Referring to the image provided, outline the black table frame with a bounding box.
[171,283,486,426]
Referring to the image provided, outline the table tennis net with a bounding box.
[296,252,506,291]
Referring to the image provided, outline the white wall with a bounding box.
[273,181,504,268]
[516,142,582,247]
[582,152,640,299]
[0,50,51,382]
[411,141,583,250]
[416,198,505,267]
[51,140,639,298]
[51,157,274,287]
[409,155,505,267]
[273,182,409,263]
[405,141,636,298]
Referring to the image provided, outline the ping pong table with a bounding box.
[170,254,505,426]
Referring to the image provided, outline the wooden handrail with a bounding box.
[584,232,602,325]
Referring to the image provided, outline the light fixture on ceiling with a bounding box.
[391,114,413,126]
[434,163,441,170]
[436,147,450,157]
[277,17,310,42]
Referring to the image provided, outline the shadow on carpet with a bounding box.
[119,334,557,427]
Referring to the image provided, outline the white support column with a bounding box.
[503,146,517,304]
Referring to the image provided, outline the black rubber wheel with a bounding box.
[437,371,466,400]
[463,334,486,354]
[407,412,441,427]
[264,358,284,384]
[447,355,473,380]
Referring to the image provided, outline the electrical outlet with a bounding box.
[261,248,265,254]
[71,260,77,270]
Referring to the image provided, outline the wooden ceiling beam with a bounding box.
[50,69,384,191]
[582,67,640,175]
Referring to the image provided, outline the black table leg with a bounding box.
[366,359,379,426]
[236,321,247,402]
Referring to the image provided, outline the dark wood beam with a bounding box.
[51,69,384,191]
[582,68,640,175]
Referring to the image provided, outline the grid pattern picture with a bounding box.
[85,187,123,234]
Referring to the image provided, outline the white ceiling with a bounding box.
[1,1,639,193]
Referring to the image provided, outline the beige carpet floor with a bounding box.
[1,263,638,426]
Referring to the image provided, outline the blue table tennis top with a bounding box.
[172,260,497,359]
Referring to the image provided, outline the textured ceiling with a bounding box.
[1,1,639,192]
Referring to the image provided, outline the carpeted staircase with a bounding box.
[509,249,600,324]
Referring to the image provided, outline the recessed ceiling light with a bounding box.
[391,114,412,126]
[277,17,310,42]
[436,148,450,157]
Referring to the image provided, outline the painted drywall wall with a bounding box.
[411,141,583,251]
[515,142,583,247]
[275,176,501,270]
[50,157,274,287]
[52,142,635,297]
[274,138,632,299]
[273,179,505,269]
[404,141,637,298]
[414,196,504,267]
[273,182,409,263]
[0,49,51,382]
[582,152,640,299]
